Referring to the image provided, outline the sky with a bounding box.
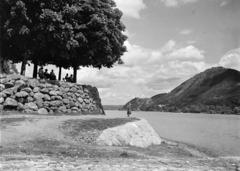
[18,0,240,105]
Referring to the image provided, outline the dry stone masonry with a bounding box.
[0,74,104,115]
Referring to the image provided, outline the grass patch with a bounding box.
[61,117,139,132]
[59,118,140,145]
[0,117,33,129]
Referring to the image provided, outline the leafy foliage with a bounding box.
[1,0,127,71]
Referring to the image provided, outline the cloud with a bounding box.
[220,1,228,7]
[16,40,208,105]
[77,40,207,104]
[114,0,146,19]
[179,29,192,35]
[168,45,205,60]
[161,0,198,7]
[219,48,240,71]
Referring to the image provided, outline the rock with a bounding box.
[0,105,3,110]
[28,79,39,88]
[34,93,45,100]
[4,82,14,88]
[71,107,80,113]
[0,84,5,91]
[97,119,161,148]
[59,106,67,113]
[36,100,43,108]
[78,97,84,103]
[84,98,90,104]
[70,87,77,92]
[8,74,21,80]
[0,97,4,104]
[17,103,24,111]
[40,88,49,94]
[43,101,50,107]
[29,92,34,97]
[24,109,35,114]
[17,97,26,104]
[64,88,70,92]
[69,101,75,108]
[3,98,18,109]
[22,87,32,93]
[62,98,70,104]
[15,80,26,86]
[43,94,51,101]
[27,96,34,102]
[49,91,59,96]
[50,100,63,107]
[24,102,38,111]
[0,78,9,84]
[38,108,48,115]
[0,92,6,98]
[33,87,40,93]
[15,91,28,98]
[51,95,62,100]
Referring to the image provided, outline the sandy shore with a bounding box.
[0,113,239,171]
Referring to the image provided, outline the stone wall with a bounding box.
[0,74,104,115]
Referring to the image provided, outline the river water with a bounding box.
[105,110,240,157]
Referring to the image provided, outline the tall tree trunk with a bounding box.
[0,57,4,74]
[20,60,26,75]
[0,58,9,74]
[73,66,77,83]
[33,62,38,78]
[58,67,62,81]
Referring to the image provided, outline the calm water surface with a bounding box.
[106,110,240,156]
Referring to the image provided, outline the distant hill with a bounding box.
[122,67,240,114]
[103,105,123,110]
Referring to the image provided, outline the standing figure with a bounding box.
[127,104,132,117]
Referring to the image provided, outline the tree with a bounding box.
[1,0,127,81]
[1,0,32,74]
[39,0,127,82]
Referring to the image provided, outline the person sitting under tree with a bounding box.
[64,73,69,82]
[38,67,44,79]
[49,70,56,80]
[69,74,74,83]
[44,69,50,79]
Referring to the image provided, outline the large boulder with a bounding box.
[0,97,4,104]
[38,108,48,115]
[15,91,28,98]
[97,119,161,148]
[24,102,38,111]
[0,84,5,91]
[3,98,18,109]
[34,92,45,100]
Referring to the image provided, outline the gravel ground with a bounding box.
[0,114,239,171]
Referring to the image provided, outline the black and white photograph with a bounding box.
[0,0,240,170]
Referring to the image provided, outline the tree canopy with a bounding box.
[1,0,127,81]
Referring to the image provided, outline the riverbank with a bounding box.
[0,113,239,170]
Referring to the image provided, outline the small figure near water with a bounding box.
[127,104,132,117]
